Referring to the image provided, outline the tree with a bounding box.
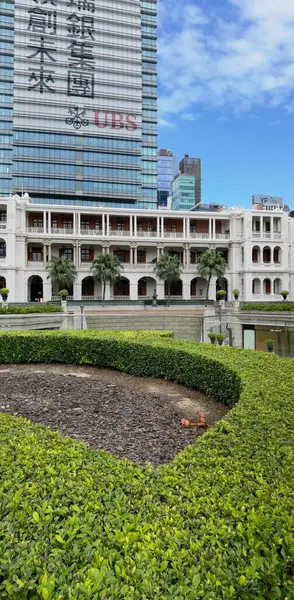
[154,254,183,305]
[198,249,227,303]
[46,256,77,294]
[91,252,122,302]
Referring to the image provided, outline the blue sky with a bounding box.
[157,0,294,208]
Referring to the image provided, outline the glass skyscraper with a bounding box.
[172,174,196,211]
[0,0,157,208]
[157,148,178,207]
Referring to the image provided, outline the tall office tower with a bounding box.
[0,0,158,208]
[171,174,195,211]
[157,148,178,207]
[179,154,201,205]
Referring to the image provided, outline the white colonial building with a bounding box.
[0,194,293,303]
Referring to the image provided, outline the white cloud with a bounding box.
[158,117,177,129]
[158,0,294,118]
[181,113,200,121]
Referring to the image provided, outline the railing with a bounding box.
[163,232,184,238]
[81,295,102,301]
[109,230,131,236]
[136,231,158,237]
[252,232,275,239]
[110,296,130,300]
[27,260,44,267]
[52,295,74,301]
[134,263,155,270]
[80,228,102,236]
[26,227,44,234]
[189,232,209,239]
[215,233,230,240]
[51,228,74,235]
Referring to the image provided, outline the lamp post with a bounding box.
[80,304,84,331]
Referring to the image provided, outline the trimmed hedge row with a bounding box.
[0,331,294,599]
[0,304,63,315]
[240,302,294,312]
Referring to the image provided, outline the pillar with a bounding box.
[106,214,110,235]
[161,216,164,238]
[130,215,133,236]
[134,246,137,267]
[48,211,51,234]
[130,282,138,301]
[43,211,46,234]
[43,280,52,302]
[102,214,105,236]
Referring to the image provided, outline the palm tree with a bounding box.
[154,254,183,306]
[91,252,122,302]
[46,256,77,295]
[198,250,227,303]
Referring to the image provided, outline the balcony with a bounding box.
[109,229,131,237]
[215,233,230,240]
[190,232,209,239]
[28,260,44,268]
[27,227,44,234]
[51,228,74,235]
[80,228,103,236]
[136,230,158,238]
[163,231,184,238]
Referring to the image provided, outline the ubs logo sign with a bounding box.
[65,107,138,131]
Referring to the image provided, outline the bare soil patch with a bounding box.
[0,365,228,465]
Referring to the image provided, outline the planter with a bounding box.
[218,339,224,346]
[267,345,274,353]
[234,295,239,301]
[1,294,8,302]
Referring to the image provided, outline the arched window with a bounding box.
[252,278,261,295]
[263,247,271,263]
[273,247,281,264]
[252,246,260,263]
[0,240,6,258]
[273,278,282,295]
[263,279,271,295]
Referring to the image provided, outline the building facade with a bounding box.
[172,174,195,211]
[157,148,178,207]
[0,0,157,209]
[0,194,293,303]
[179,154,201,205]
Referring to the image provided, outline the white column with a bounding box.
[157,216,160,236]
[134,215,137,237]
[134,246,137,266]
[130,246,133,266]
[43,211,46,234]
[130,215,133,236]
[102,214,105,236]
[106,214,110,235]
[212,219,215,239]
[77,212,80,235]
[48,211,51,234]
[161,216,164,238]
[186,244,190,267]
[187,217,190,238]
[209,219,212,239]
[130,282,138,301]
[43,281,51,302]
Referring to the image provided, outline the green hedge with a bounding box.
[0,304,63,315]
[240,302,294,312]
[0,331,294,599]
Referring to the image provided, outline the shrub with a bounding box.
[233,288,240,299]
[0,304,63,315]
[217,289,226,297]
[58,289,68,298]
[240,302,294,312]
[0,331,293,598]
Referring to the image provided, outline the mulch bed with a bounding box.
[0,365,228,465]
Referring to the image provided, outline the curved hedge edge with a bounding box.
[0,332,293,598]
[0,330,240,407]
